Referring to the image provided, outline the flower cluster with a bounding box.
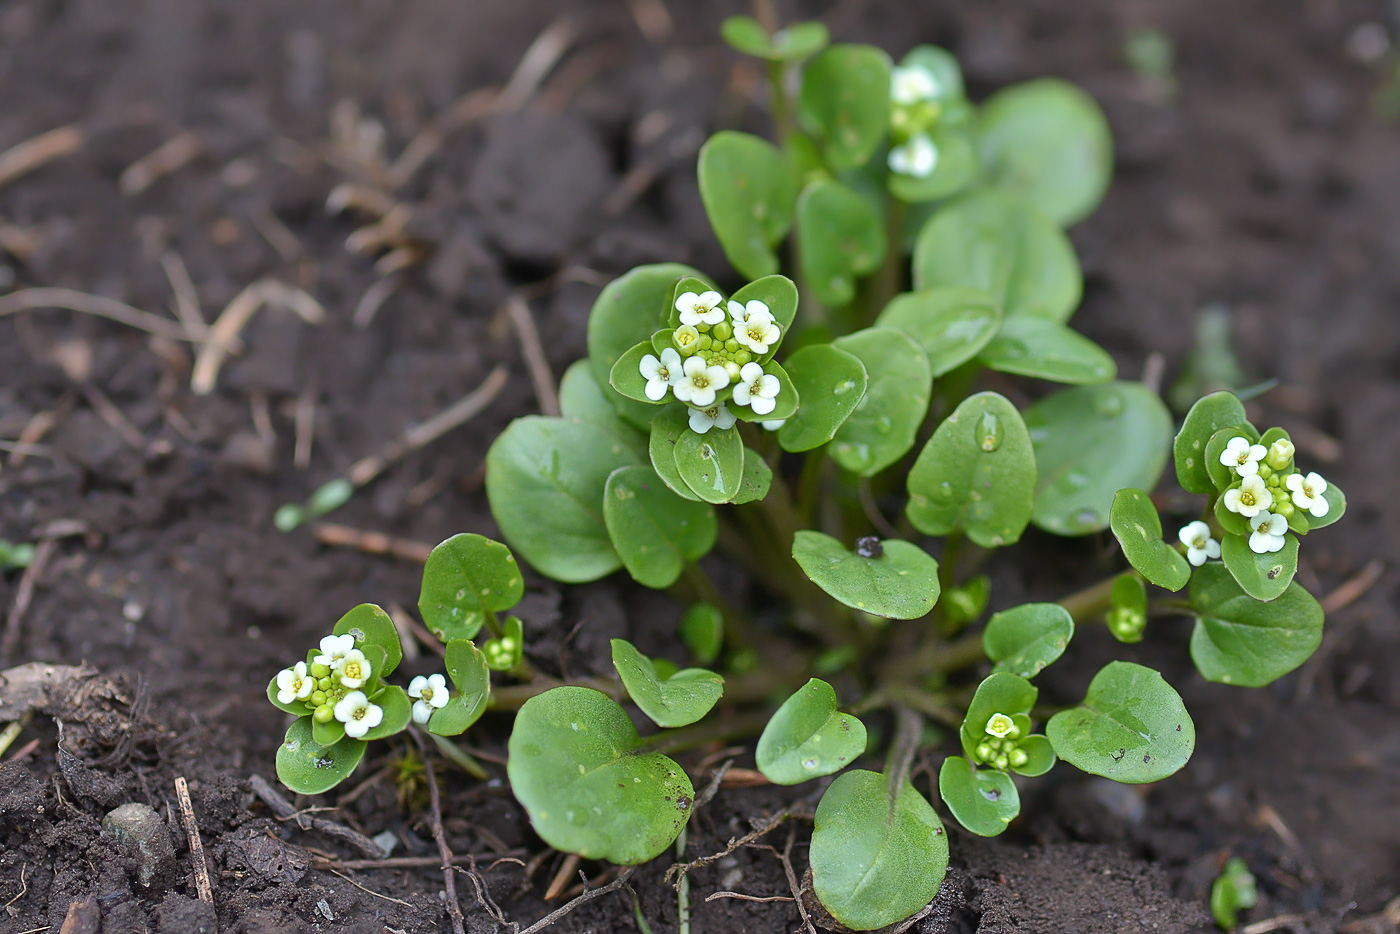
[275,634,385,737]
[887,65,945,179]
[408,673,449,724]
[1218,436,1329,555]
[971,712,1032,772]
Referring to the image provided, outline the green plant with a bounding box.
[266,20,1346,931]
[1210,856,1258,930]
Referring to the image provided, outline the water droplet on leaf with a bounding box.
[975,412,1003,451]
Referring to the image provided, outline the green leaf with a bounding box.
[959,672,1038,759]
[874,287,1002,377]
[1174,391,1249,494]
[791,531,940,620]
[938,756,1020,837]
[913,190,1082,323]
[796,180,886,307]
[829,328,933,477]
[610,638,724,728]
[720,16,829,61]
[983,603,1074,678]
[561,359,624,429]
[899,45,964,102]
[313,716,345,746]
[276,717,366,795]
[359,685,412,742]
[1220,532,1298,602]
[648,407,702,502]
[603,465,717,589]
[888,126,979,203]
[732,447,772,504]
[608,341,667,406]
[483,615,525,672]
[1305,482,1346,531]
[906,392,1036,547]
[330,603,404,677]
[1211,857,1259,931]
[978,79,1114,227]
[1204,426,1259,492]
[418,534,525,642]
[506,687,694,865]
[1109,489,1192,591]
[1025,382,1173,535]
[679,603,724,665]
[1012,734,1056,778]
[698,132,798,279]
[431,640,491,736]
[719,15,770,57]
[769,22,831,60]
[978,316,1116,385]
[810,770,948,931]
[756,678,867,785]
[486,416,643,583]
[777,344,868,452]
[1047,661,1195,783]
[798,45,892,171]
[728,274,799,338]
[1188,563,1323,687]
[674,424,744,504]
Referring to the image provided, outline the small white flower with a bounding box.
[985,713,1015,738]
[675,290,725,327]
[891,65,939,105]
[335,649,372,689]
[1285,471,1330,518]
[1220,436,1267,477]
[409,673,449,707]
[887,135,938,178]
[673,355,730,407]
[313,633,356,667]
[1248,511,1288,554]
[333,691,384,738]
[1223,474,1272,518]
[1177,521,1221,567]
[761,418,786,432]
[731,362,781,416]
[275,661,314,705]
[729,300,781,356]
[688,402,736,434]
[639,347,682,401]
[673,324,700,355]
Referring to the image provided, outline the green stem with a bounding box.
[859,196,907,325]
[427,731,489,781]
[766,60,796,145]
[879,684,963,729]
[636,708,773,756]
[883,630,986,683]
[795,449,826,526]
[884,706,924,795]
[1057,576,1118,623]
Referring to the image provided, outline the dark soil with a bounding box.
[3,1,1399,932]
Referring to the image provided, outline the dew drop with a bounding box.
[1072,509,1101,530]
[939,481,953,499]
[1063,470,1089,490]
[456,589,468,601]
[802,757,820,770]
[875,415,894,435]
[315,756,334,769]
[975,412,1003,452]
[833,379,857,396]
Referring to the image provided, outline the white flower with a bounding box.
[731,362,780,416]
[688,402,736,434]
[761,418,786,432]
[729,300,781,356]
[1248,512,1288,554]
[314,633,356,667]
[675,290,725,327]
[888,135,938,178]
[408,673,449,727]
[673,355,730,407]
[1177,521,1221,567]
[1220,436,1267,477]
[639,348,682,401]
[985,713,1015,738]
[335,649,372,689]
[333,691,383,738]
[1285,471,1329,518]
[1223,474,1272,518]
[673,324,700,355]
[891,65,939,105]
[275,661,314,705]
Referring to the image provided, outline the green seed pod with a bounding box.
[313,704,334,724]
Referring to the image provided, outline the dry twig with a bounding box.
[517,867,635,934]
[2,540,56,663]
[310,524,435,564]
[0,288,197,343]
[503,296,558,416]
[191,280,325,395]
[0,124,84,191]
[119,132,202,196]
[544,853,581,901]
[1320,559,1385,614]
[248,774,386,859]
[173,776,215,909]
[409,730,467,934]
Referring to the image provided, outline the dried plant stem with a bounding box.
[409,730,466,934]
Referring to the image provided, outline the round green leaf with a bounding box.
[507,687,694,865]
[777,344,868,452]
[486,416,642,583]
[719,15,770,57]
[978,316,1116,385]
[977,78,1113,227]
[328,604,403,677]
[728,274,799,338]
[431,639,491,736]
[603,465,717,589]
[1012,734,1057,777]
[561,360,621,428]
[648,406,702,502]
[1046,661,1195,784]
[418,534,525,642]
[608,340,669,406]
[674,424,744,504]
[732,447,772,504]
[610,638,724,728]
[913,190,1082,323]
[1174,391,1249,494]
[938,756,1020,837]
[756,678,867,785]
[276,717,366,796]
[906,392,1036,547]
[798,44,892,171]
[698,132,798,280]
[1025,382,1173,535]
[874,286,1002,377]
[359,685,411,742]
[1188,562,1323,687]
[1305,482,1346,531]
[313,716,345,747]
[888,126,979,203]
[1220,532,1298,602]
[1109,489,1191,591]
[791,531,940,620]
[983,603,1074,678]
[769,22,831,60]
[797,180,886,307]
[829,327,933,477]
[810,770,948,931]
[679,603,724,665]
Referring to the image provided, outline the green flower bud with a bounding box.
[724,361,742,381]
[1276,498,1294,517]
[976,742,993,762]
[310,663,330,679]
[994,753,1009,771]
[698,336,713,351]
[734,349,752,365]
[310,690,327,706]
[317,677,333,692]
[1267,438,1295,471]
[313,704,334,723]
[674,325,700,354]
[696,322,710,333]
[711,321,733,342]
[1256,463,1272,480]
[1009,748,1029,768]
[724,338,740,353]
[1266,473,1281,488]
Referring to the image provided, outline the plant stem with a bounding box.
[879,683,963,728]
[1058,575,1117,623]
[885,705,924,794]
[859,196,907,326]
[636,708,773,755]
[882,630,986,683]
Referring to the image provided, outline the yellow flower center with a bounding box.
[344,661,364,681]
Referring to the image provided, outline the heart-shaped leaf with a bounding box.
[797,179,886,307]
[276,717,366,795]
[611,638,724,728]
[430,640,491,736]
[1174,391,1250,494]
[648,406,702,502]
[791,531,940,620]
[1047,661,1195,783]
[756,678,867,785]
[603,465,717,589]
[983,603,1074,678]
[698,132,798,279]
[1188,563,1322,687]
[977,78,1113,227]
[938,756,1020,837]
[810,770,947,931]
[913,190,1082,323]
[874,286,1002,377]
[507,686,695,864]
[906,392,1036,547]
[828,328,932,477]
[1025,382,1173,535]
[1109,489,1191,591]
[978,316,1116,385]
[331,603,404,677]
[674,424,744,504]
[418,535,524,642]
[1220,532,1298,602]
[678,603,724,665]
[798,44,892,171]
[777,344,868,453]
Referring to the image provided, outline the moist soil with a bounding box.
[2,1,1399,932]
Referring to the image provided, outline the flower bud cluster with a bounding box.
[1217,434,1330,555]
[275,634,385,737]
[887,65,947,178]
[1107,604,1146,643]
[972,712,1032,772]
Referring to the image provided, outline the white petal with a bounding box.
[732,382,752,406]
[412,701,433,724]
[706,366,731,390]
[1306,472,1327,494]
[408,675,428,698]
[683,356,707,376]
[744,302,773,325]
[362,704,383,730]
[675,292,700,313]
[660,348,682,373]
[727,300,745,321]
[639,354,661,380]
[688,386,716,407]
[761,419,786,431]
[1187,547,1207,567]
[1205,539,1221,559]
[1309,497,1329,518]
[750,395,776,415]
[1236,460,1259,477]
[739,361,764,383]
[688,408,714,433]
[755,374,780,398]
[645,378,669,401]
[1248,532,1272,554]
[1223,489,1243,513]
